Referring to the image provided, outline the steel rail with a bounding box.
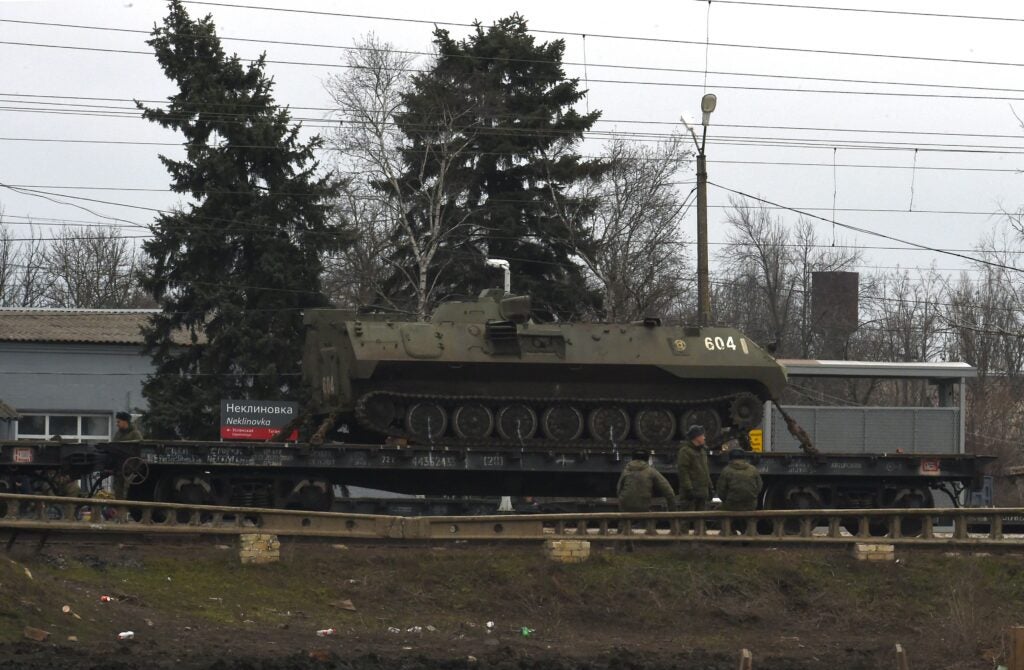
[0,493,1021,546]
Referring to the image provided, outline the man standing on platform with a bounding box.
[677,424,713,512]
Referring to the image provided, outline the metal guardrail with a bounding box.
[1,493,1022,546]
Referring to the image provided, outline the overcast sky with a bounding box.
[4,0,1024,288]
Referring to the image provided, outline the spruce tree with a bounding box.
[393,15,607,319]
[138,0,348,438]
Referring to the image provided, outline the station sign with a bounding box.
[220,400,299,441]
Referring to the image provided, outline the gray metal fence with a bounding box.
[767,406,960,454]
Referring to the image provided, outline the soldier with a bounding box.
[617,449,677,513]
[617,448,676,551]
[676,424,713,512]
[111,412,142,499]
[113,412,143,442]
[717,448,763,512]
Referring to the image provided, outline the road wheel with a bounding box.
[541,406,585,442]
[405,402,448,441]
[496,404,538,441]
[587,406,630,443]
[635,409,677,443]
[452,404,495,440]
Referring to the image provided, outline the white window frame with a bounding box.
[16,413,112,441]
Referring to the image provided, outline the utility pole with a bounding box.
[696,143,710,326]
[684,93,717,326]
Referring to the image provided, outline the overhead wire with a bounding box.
[708,182,1024,273]
[10,38,1024,102]
[5,92,1024,143]
[703,1,1024,25]
[176,1,1024,71]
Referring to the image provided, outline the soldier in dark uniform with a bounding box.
[676,425,713,512]
[617,449,676,551]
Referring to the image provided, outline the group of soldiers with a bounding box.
[616,424,764,514]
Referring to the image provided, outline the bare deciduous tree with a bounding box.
[43,225,144,308]
[9,225,49,308]
[320,185,403,310]
[324,34,479,319]
[571,135,693,322]
[716,196,861,356]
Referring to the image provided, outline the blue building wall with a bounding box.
[0,341,151,439]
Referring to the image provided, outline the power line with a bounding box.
[5,182,1024,219]
[6,92,1024,143]
[177,1,1024,71]
[708,182,1024,274]
[9,111,1024,162]
[7,210,1024,261]
[10,18,1024,100]
[6,92,1024,155]
[8,92,1024,156]
[706,1,1024,24]
[11,38,1024,103]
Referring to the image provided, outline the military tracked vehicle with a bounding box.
[302,290,788,447]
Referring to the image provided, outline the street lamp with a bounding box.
[682,93,717,327]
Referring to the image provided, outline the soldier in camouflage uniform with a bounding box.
[617,449,676,551]
[676,425,713,512]
[717,448,763,536]
[717,448,763,512]
[111,411,142,499]
[113,412,143,442]
[617,449,677,513]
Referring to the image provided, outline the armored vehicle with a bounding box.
[302,290,787,447]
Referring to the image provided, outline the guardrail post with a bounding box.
[991,514,1003,540]
[1009,626,1024,670]
[922,515,934,540]
[953,515,968,541]
[828,516,842,538]
[890,515,901,540]
[738,648,753,669]
[895,643,909,670]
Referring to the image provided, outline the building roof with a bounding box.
[0,309,195,345]
[778,359,977,380]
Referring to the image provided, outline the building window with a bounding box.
[15,414,111,441]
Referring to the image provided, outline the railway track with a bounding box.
[1,493,1022,547]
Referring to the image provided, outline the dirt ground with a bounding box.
[0,538,1019,669]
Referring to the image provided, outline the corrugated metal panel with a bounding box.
[769,406,959,454]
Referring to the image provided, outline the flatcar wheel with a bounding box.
[541,405,585,442]
[635,409,677,443]
[451,404,495,440]
[496,404,538,441]
[404,402,448,441]
[679,407,722,441]
[729,393,764,430]
[587,406,631,443]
